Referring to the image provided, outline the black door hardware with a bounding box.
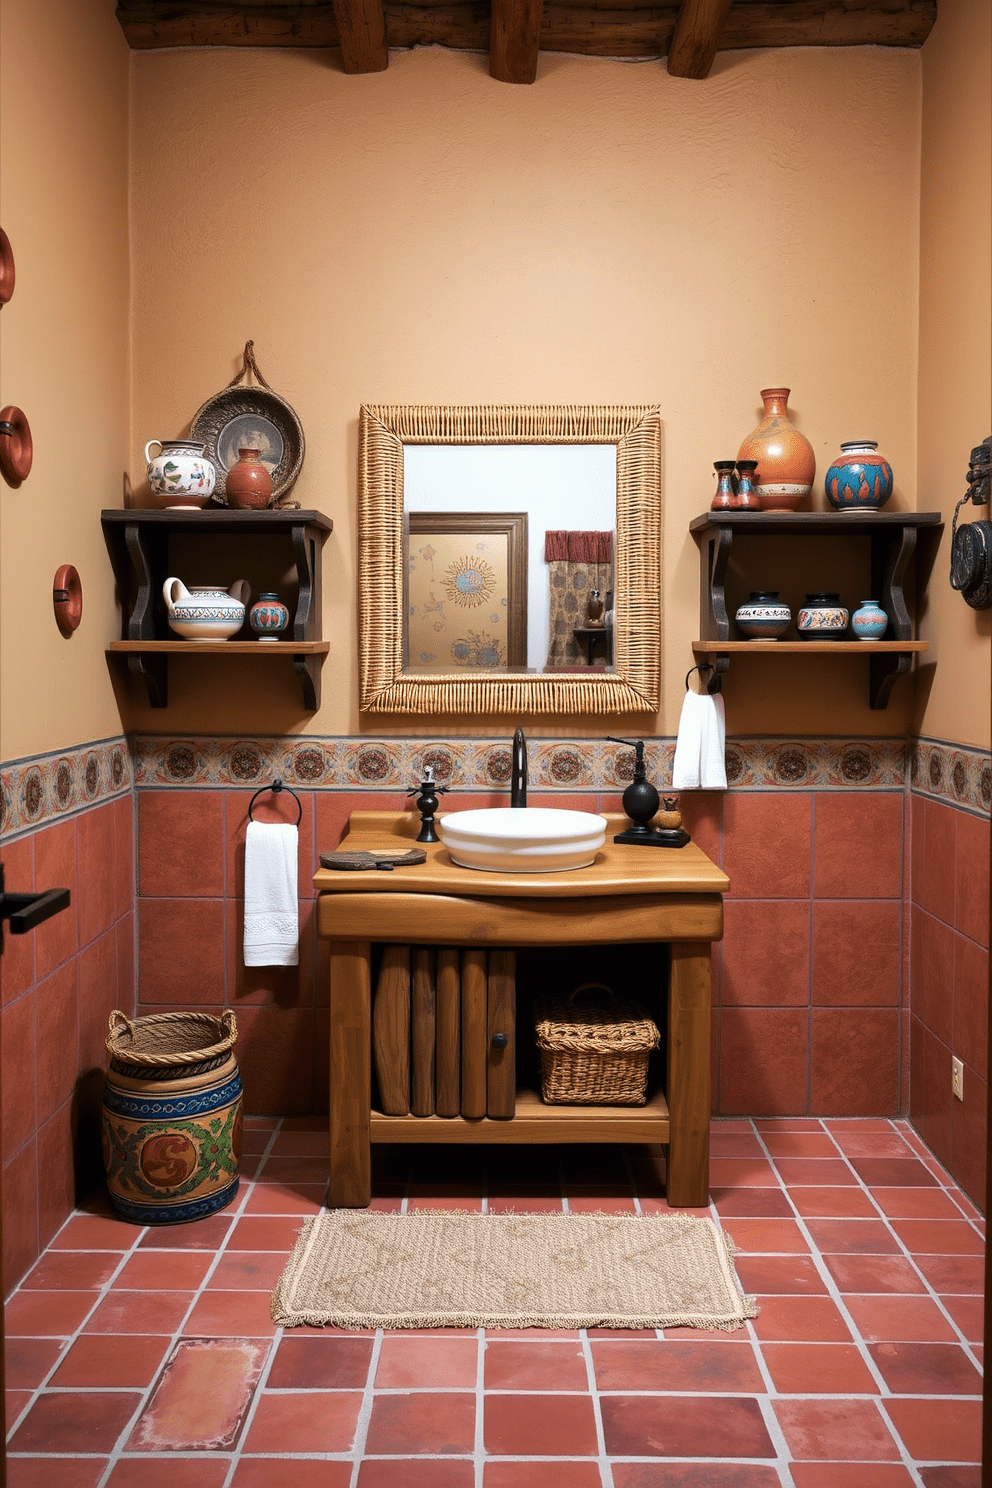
[0,861,70,938]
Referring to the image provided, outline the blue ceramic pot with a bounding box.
[851,599,888,639]
[825,441,893,510]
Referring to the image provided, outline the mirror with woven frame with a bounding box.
[357,404,662,715]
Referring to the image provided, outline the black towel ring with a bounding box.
[685,663,713,691]
[247,778,302,826]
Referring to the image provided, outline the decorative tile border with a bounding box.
[911,737,991,817]
[0,736,133,841]
[132,734,910,795]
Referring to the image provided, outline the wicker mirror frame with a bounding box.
[358,404,661,715]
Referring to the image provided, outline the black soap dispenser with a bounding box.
[607,736,690,848]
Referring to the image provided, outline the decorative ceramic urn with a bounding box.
[797,592,849,640]
[145,439,216,509]
[735,591,792,639]
[824,441,893,510]
[163,577,250,641]
[249,591,290,640]
[737,388,815,510]
[226,447,273,510]
[851,598,888,639]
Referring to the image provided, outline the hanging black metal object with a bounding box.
[950,438,992,610]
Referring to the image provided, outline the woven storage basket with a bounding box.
[534,983,660,1106]
[102,1010,242,1226]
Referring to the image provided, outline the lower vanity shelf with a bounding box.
[370,1086,670,1144]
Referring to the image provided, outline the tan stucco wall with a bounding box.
[915,0,992,752]
[126,43,924,741]
[0,0,130,763]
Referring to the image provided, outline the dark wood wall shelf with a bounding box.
[689,510,943,709]
[101,507,333,709]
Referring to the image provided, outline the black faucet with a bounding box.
[510,727,527,808]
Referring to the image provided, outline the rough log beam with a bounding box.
[116,0,936,53]
[332,0,389,68]
[668,0,731,76]
[490,0,544,82]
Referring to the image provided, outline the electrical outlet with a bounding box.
[952,1056,964,1101]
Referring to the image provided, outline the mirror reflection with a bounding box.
[404,444,616,674]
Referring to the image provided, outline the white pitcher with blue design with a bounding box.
[163,577,250,641]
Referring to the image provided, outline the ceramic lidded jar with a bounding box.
[145,440,216,509]
[163,578,250,641]
[824,441,893,510]
[734,590,792,640]
[249,592,290,640]
[737,388,815,510]
[797,592,849,640]
[851,599,888,639]
[225,447,273,510]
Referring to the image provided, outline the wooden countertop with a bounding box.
[313,810,728,900]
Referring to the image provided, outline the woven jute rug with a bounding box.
[271,1210,758,1331]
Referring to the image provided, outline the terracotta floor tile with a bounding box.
[227,1215,307,1251]
[485,1465,603,1488]
[750,1294,853,1342]
[710,1187,793,1217]
[375,1335,479,1387]
[804,1218,901,1254]
[22,1250,120,1290]
[3,1336,65,1388]
[610,1468,782,1488]
[871,1186,966,1219]
[761,1341,879,1394]
[85,1289,196,1335]
[709,1131,765,1157]
[882,1397,982,1464]
[206,1251,288,1289]
[733,1254,829,1295]
[720,1217,810,1253]
[787,1186,879,1219]
[181,1289,280,1336]
[826,1126,917,1158]
[486,1195,568,1213]
[773,1159,857,1186]
[129,1337,268,1450]
[915,1254,986,1292]
[850,1157,939,1187]
[51,1333,170,1387]
[600,1394,774,1458]
[789,1467,916,1487]
[256,1155,330,1186]
[243,1182,325,1214]
[484,1339,588,1390]
[138,1215,234,1250]
[106,1459,233,1488]
[845,1293,960,1342]
[269,1128,331,1157]
[5,1461,108,1488]
[918,1469,983,1488]
[5,1289,98,1336]
[823,1253,927,1294]
[565,1195,638,1213]
[755,1118,825,1131]
[115,1250,214,1290]
[8,1389,142,1453]
[889,1219,984,1255]
[267,1334,374,1388]
[232,1463,352,1488]
[941,1292,985,1341]
[48,1213,136,1249]
[364,1391,476,1454]
[773,1398,900,1461]
[485,1391,599,1455]
[592,1339,763,1392]
[762,1133,840,1158]
[241,1390,363,1453]
[708,1158,779,1188]
[867,1341,982,1395]
[360,1464,475,1488]
[6,1391,30,1428]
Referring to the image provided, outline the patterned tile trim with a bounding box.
[0,736,133,841]
[132,734,909,794]
[911,736,992,818]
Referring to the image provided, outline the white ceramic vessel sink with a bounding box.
[437,807,608,873]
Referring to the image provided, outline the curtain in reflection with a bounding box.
[544,530,614,669]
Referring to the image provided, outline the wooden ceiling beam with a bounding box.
[332,0,389,69]
[667,0,731,76]
[490,0,544,82]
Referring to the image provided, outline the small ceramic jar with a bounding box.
[163,578,250,641]
[145,440,216,509]
[797,592,849,640]
[824,441,893,510]
[710,460,739,511]
[735,591,792,639]
[249,592,290,640]
[851,599,888,639]
[734,459,761,511]
[226,447,273,510]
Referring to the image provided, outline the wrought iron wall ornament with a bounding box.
[950,437,992,609]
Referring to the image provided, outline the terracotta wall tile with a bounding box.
[911,908,955,1047]
[35,962,80,1124]
[810,1008,900,1116]
[37,1100,77,1251]
[138,899,226,1004]
[813,793,903,899]
[226,788,314,903]
[950,1067,987,1209]
[721,901,809,1007]
[953,811,989,948]
[315,792,416,862]
[233,1005,316,1116]
[909,1017,953,1176]
[33,818,79,978]
[225,898,313,1008]
[2,991,37,1156]
[812,901,902,1007]
[953,934,988,1081]
[76,802,118,948]
[116,911,136,1015]
[719,1007,808,1115]
[678,792,723,867]
[3,1139,39,1293]
[723,793,811,900]
[139,790,225,898]
[113,793,136,924]
[1,836,35,1002]
[915,798,957,925]
[78,930,121,1075]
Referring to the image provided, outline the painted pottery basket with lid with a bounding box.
[102,1010,242,1225]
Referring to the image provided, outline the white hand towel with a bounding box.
[672,689,728,791]
[699,690,728,790]
[243,821,299,967]
[672,690,703,789]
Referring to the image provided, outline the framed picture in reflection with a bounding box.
[405,512,528,671]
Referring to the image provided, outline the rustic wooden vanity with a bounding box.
[315,811,728,1209]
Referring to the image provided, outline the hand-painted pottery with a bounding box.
[249,591,290,640]
[735,591,792,639]
[145,439,216,509]
[226,447,273,509]
[797,592,849,639]
[737,388,815,510]
[851,598,888,639]
[102,1011,242,1225]
[825,441,893,510]
[734,459,761,510]
[163,577,250,640]
[710,460,739,510]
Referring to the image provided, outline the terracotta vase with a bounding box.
[737,388,815,510]
[226,447,273,509]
